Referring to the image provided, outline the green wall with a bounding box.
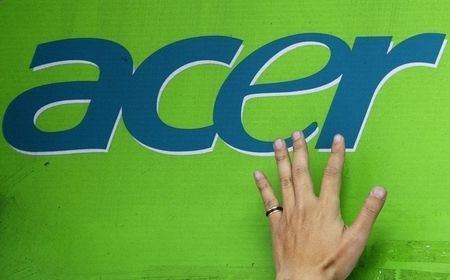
[1,1,449,279]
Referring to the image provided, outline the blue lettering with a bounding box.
[317,33,446,150]
[122,36,242,154]
[2,33,446,156]
[214,33,351,155]
[2,38,133,154]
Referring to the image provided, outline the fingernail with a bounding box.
[274,139,284,149]
[254,170,263,180]
[370,186,386,199]
[333,134,343,144]
[292,131,303,141]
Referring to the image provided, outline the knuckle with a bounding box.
[256,177,269,190]
[275,152,288,162]
[319,195,339,209]
[363,203,379,217]
[331,141,345,151]
[346,229,365,244]
[265,198,279,209]
[293,165,308,177]
[256,180,269,191]
[323,166,341,177]
[331,147,344,154]
[296,202,305,211]
[293,138,305,150]
[280,177,292,188]
[295,200,311,213]
[316,205,330,219]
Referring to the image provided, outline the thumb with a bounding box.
[350,186,387,241]
[331,187,387,279]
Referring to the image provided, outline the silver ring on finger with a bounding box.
[265,206,283,217]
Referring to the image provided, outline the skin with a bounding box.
[253,131,387,280]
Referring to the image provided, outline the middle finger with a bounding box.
[273,138,295,213]
[291,131,315,204]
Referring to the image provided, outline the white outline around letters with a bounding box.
[131,45,244,155]
[224,42,339,156]
[14,60,123,155]
[318,39,448,152]
[13,38,448,156]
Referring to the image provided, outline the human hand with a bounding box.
[253,131,387,280]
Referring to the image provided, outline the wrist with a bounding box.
[276,275,329,280]
[276,275,331,280]
[276,268,334,280]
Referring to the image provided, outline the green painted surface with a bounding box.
[1,1,450,279]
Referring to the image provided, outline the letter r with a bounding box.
[317,33,446,151]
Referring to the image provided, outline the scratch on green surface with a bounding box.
[3,265,274,280]
[374,269,396,280]
[372,240,450,263]
[350,240,450,279]
[1,1,450,279]
[399,270,450,280]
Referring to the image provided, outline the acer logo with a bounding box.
[2,33,446,155]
